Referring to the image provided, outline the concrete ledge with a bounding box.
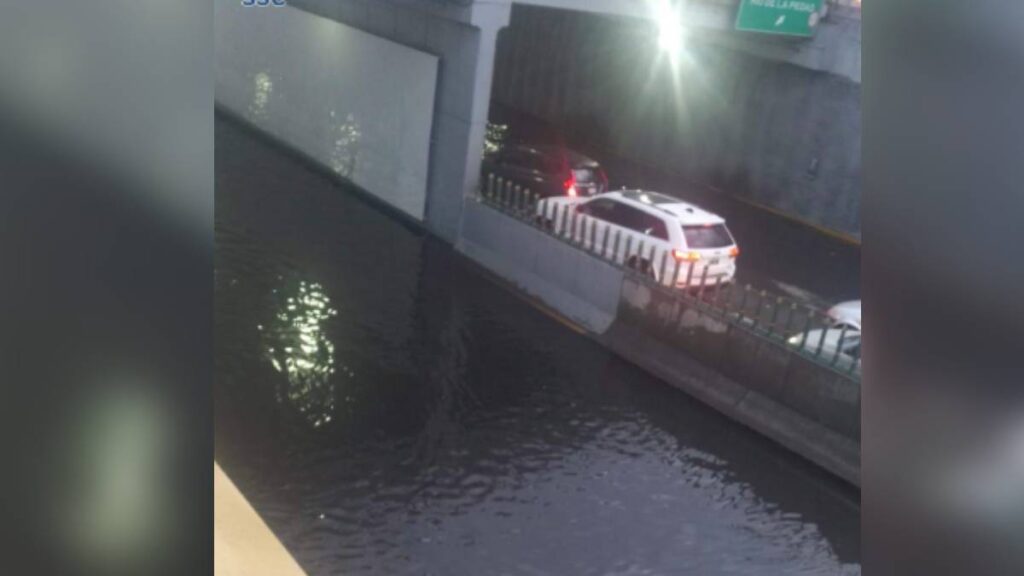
[618,278,861,440]
[457,200,624,333]
[600,321,860,486]
[215,463,306,576]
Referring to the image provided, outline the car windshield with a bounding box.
[682,224,733,249]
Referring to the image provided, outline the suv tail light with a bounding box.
[673,250,701,262]
[728,246,740,258]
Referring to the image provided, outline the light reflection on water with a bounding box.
[248,71,273,123]
[329,111,361,178]
[261,279,343,428]
[484,122,508,155]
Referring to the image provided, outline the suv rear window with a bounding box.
[682,224,733,249]
[583,200,669,240]
[572,168,595,183]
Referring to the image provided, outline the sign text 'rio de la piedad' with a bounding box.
[735,0,825,37]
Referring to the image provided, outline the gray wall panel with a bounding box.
[216,1,438,220]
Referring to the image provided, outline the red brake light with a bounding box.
[673,250,701,262]
[563,175,577,197]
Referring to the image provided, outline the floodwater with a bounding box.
[214,115,860,575]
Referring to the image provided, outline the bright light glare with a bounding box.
[653,1,687,55]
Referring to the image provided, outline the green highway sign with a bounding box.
[735,0,824,37]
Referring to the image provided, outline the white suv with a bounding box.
[536,190,739,287]
[826,300,861,331]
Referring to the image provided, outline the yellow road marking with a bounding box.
[728,194,861,246]
[533,301,588,335]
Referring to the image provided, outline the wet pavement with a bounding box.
[487,103,861,311]
[215,114,860,575]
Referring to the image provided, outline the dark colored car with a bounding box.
[481,144,608,199]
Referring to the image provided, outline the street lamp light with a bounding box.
[655,1,686,54]
[651,0,688,68]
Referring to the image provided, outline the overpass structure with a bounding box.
[220,0,860,242]
[516,0,860,82]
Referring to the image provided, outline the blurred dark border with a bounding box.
[1,0,1023,574]
[0,2,212,574]
[864,1,1024,574]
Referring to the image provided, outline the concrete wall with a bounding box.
[216,1,439,220]
[491,5,861,236]
[605,276,860,484]
[457,200,624,333]
[287,0,511,243]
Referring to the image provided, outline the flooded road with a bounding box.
[215,115,860,575]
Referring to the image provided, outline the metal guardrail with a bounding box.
[477,174,861,380]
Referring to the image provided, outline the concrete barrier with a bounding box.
[608,277,860,485]
[457,199,623,334]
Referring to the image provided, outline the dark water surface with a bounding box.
[215,115,859,575]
